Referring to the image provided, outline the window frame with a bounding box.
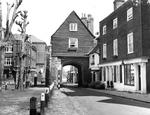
[103,43,107,58]
[68,38,78,49]
[124,64,135,86]
[113,18,118,29]
[4,57,12,66]
[103,25,106,35]
[127,32,134,54]
[113,39,118,56]
[69,23,78,31]
[127,7,133,21]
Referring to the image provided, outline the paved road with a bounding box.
[61,85,150,115]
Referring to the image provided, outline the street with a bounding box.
[52,84,150,115]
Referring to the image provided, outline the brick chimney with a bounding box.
[87,14,94,34]
[113,0,125,10]
[81,13,87,27]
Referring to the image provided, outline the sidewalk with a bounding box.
[46,88,87,115]
[87,88,150,103]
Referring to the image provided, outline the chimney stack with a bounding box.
[81,13,87,27]
[81,13,94,34]
[113,0,125,10]
[87,14,94,34]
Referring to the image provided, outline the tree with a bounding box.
[15,10,29,89]
[0,0,22,91]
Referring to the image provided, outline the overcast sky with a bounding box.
[2,0,123,45]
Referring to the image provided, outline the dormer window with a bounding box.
[69,23,78,31]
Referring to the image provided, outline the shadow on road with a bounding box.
[60,83,150,109]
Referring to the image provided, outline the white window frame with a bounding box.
[103,25,106,35]
[4,58,12,66]
[127,7,133,21]
[5,44,13,53]
[113,18,118,29]
[113,39,118,56]
[69,23,78,31]
[127,32,134,54]
[103,44,107,58]
[68,38,78,48]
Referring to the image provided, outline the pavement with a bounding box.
[86,88,150,103]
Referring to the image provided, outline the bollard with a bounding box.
[45,88,49,107]
[5,82,7,90]
[40,93,45,115]
[30,97,37,115]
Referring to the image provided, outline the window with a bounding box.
[69,38,78,49]
[127,32,134,54]
[127,7,133,21]
[113,39,118,56]
[103,44,107,58]
[103,25,106,35]
[124,64,134,85]
[113,18,118,29]
[5,44,13,53]
[102,67,106,81]
[69,23,77,31]
[114,65,122,83]
[91,55,95,65]
[4,58,12,66]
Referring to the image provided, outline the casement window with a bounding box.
[103,25,106,35]
[5,44,13,53]
[127,7,133,21]
[124,64,134,85]
[113,39,118,56]
[4,58,12,66]
[68,38,78,49]
[103,44,107,58]
[69,23,78,31]
[127,32,134,54]
[113,18,118,29]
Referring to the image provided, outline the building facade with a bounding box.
[99,0,150,93]
[51,11,95,86]
[30,35,47,83]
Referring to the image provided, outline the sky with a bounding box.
[2,0,122,45]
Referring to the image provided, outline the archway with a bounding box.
[62,61,83,87]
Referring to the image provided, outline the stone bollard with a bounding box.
[30,97,37,115]
[40,93,45,115]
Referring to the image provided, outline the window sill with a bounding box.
[68,48,77,51]
[102,57,107,60]
[113,55,118,58]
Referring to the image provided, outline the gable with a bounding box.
[52,11,94,38]
[51,11,95,57]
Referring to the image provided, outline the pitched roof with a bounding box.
[29,35,46,44]
[87,44,100,55]
[51,10,95,38]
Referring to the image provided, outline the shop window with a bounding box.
[124,64,135,85]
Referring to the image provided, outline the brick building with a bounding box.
[99,0,150,93]
[30,35,47,83]
[51,11,95,86]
